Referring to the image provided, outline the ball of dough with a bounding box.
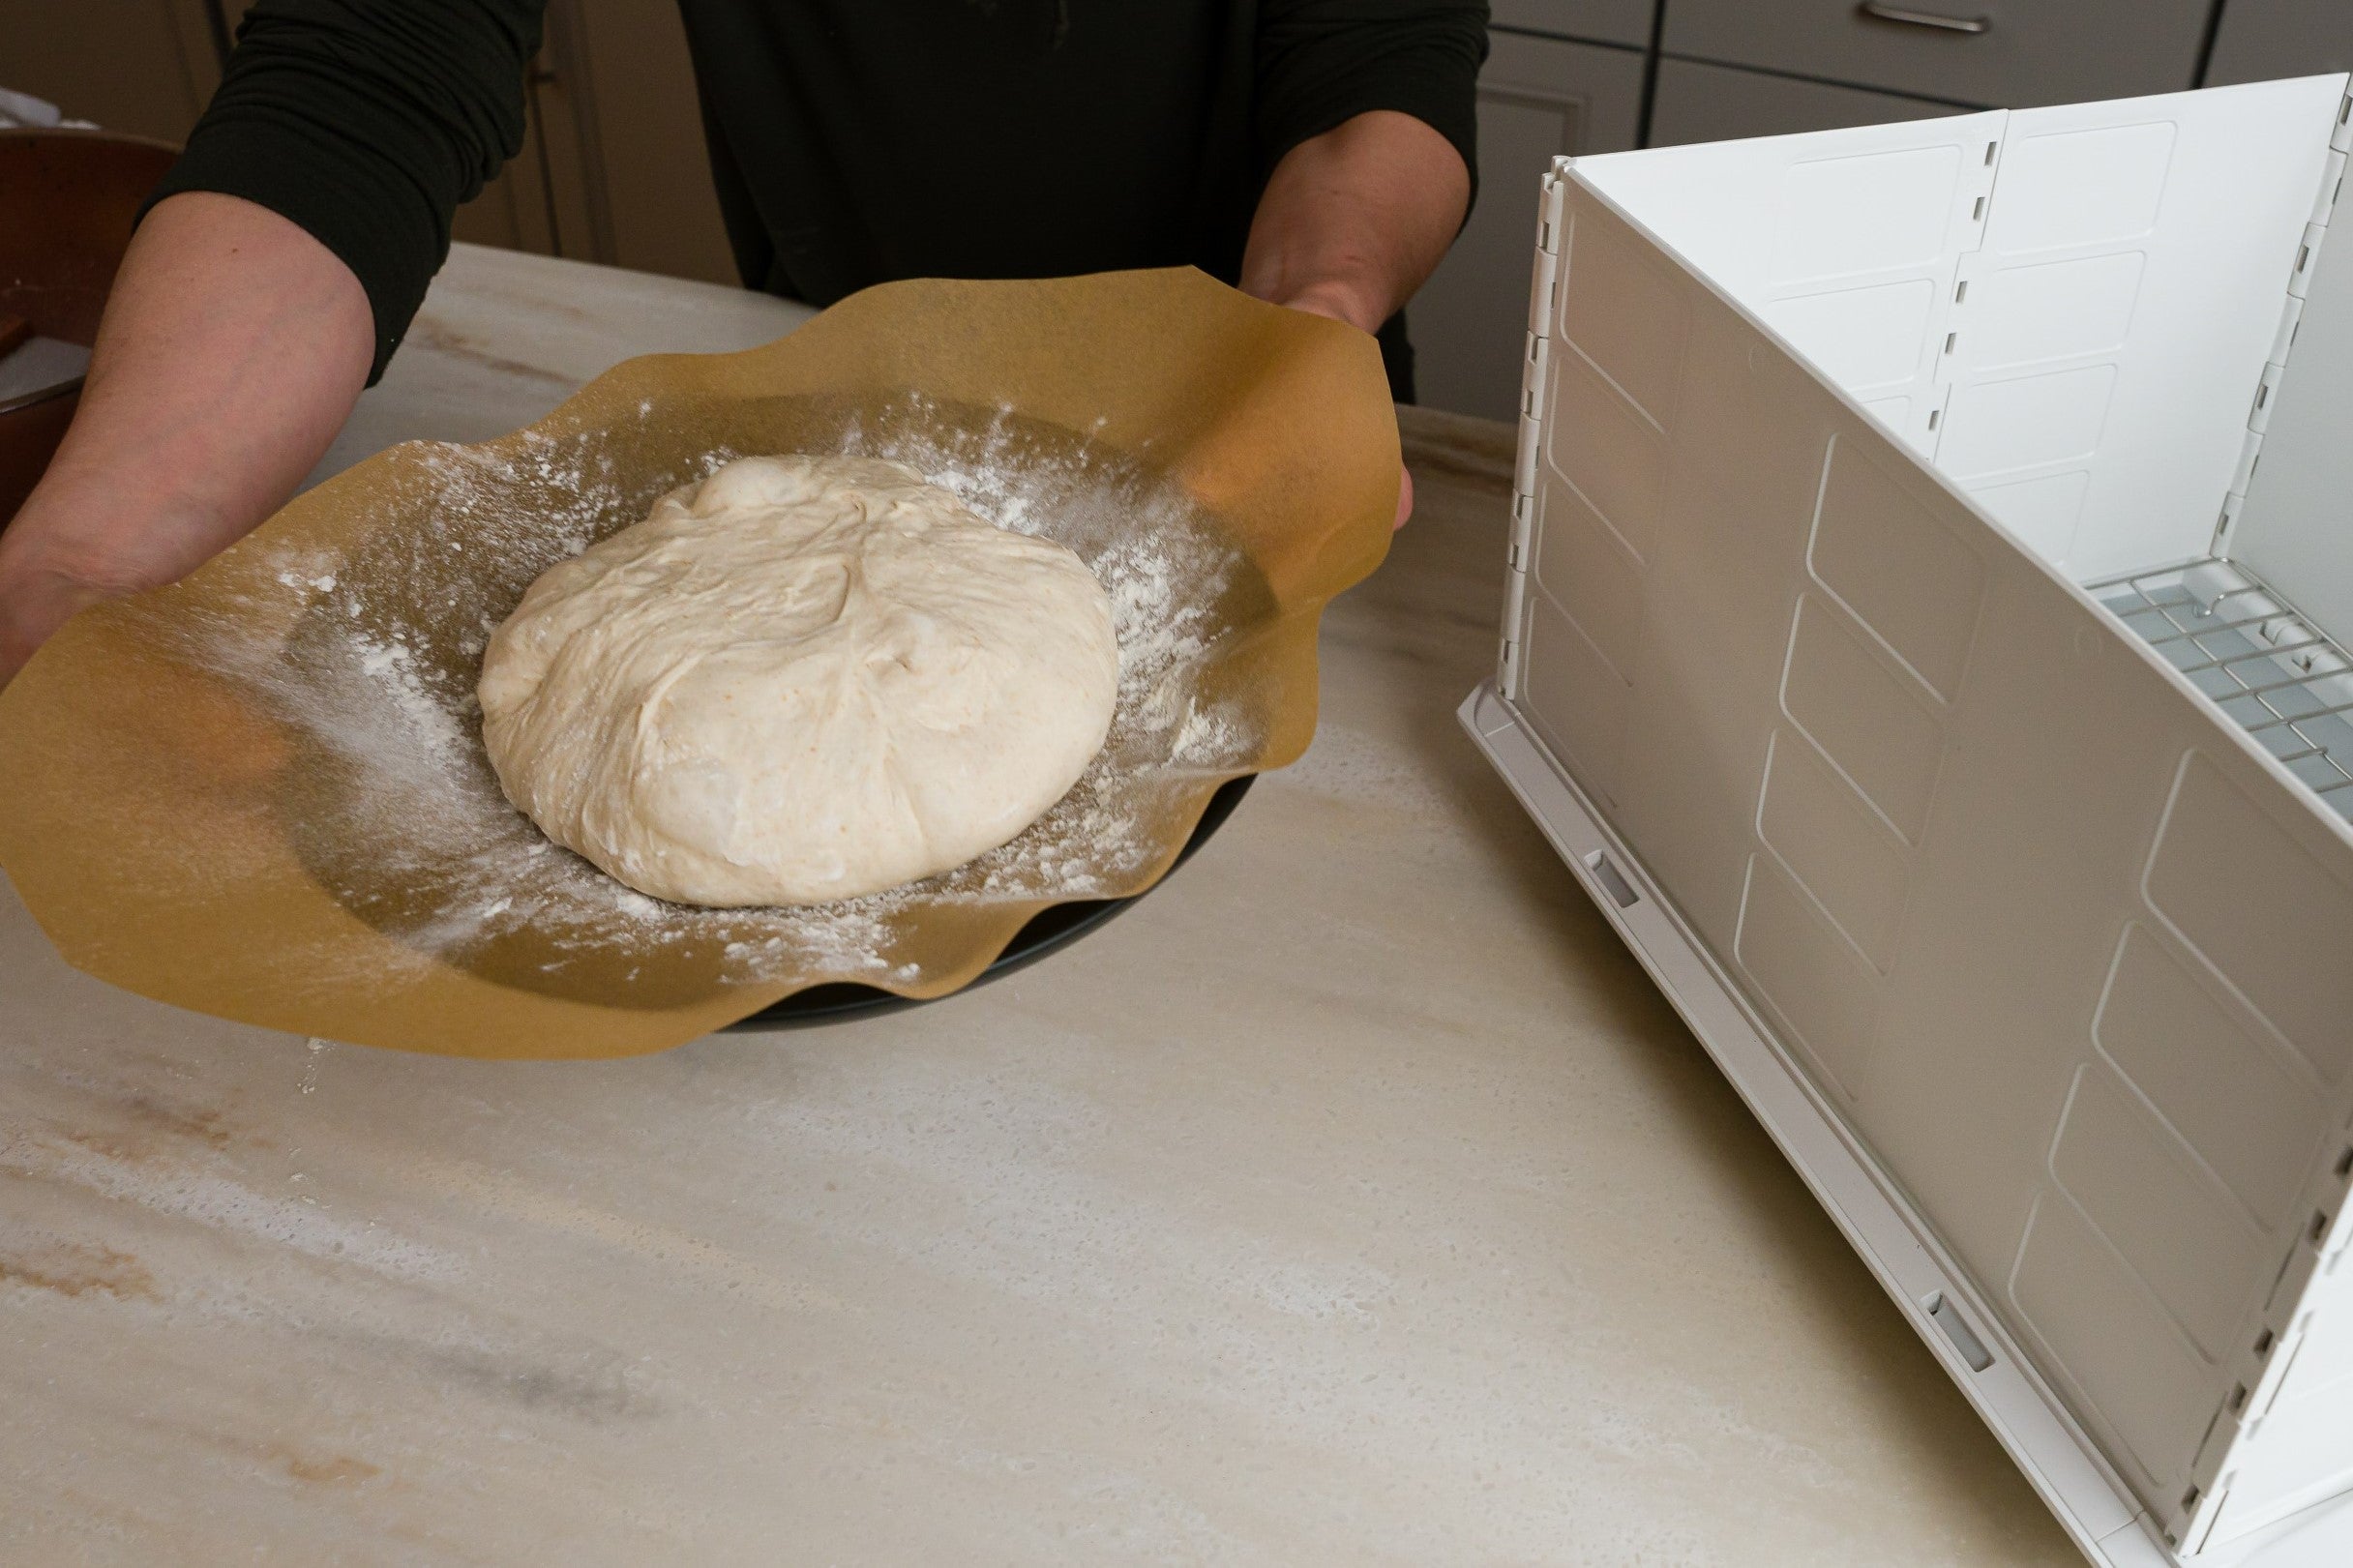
[478,454,1118,907]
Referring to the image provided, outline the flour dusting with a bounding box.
[180,392,1267,997]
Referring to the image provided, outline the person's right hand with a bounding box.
[0,557,110,688]
[0,191,373,695]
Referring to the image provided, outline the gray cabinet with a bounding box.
[1488,0,1656,47]
[1414,31,1645,419]
[1663,0,2212,108]
[2207,0,2353,84]
[1649,57,1968,146]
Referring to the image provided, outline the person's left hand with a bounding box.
[1271,286,1414,531]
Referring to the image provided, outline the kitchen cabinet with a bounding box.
[1414,30,1646,419]
[0,0,735,289]
[437,0,738,287]
[2207,0,2353,84]
[554,0,737,284]
[1661,0,2213,109]
[1649,56,1968,146]
[1488,0,1656,47]
[2,0,225,144]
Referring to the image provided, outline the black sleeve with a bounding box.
[1253,0,1489,206]
[144,0,547,384]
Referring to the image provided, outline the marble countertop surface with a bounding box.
[2,244,2078,1566]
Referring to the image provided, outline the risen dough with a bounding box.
[478,454,1118,907]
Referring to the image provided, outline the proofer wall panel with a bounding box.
[1662,0,2209,109]
[1939,82,2343,579]
[1588,80,2344,585]
[2217,1254,2353,1542]
[1581,108,2003,456]
[1516,164,2353,1537]
[2093,924,2324,1231]
[2232,141,2353,654]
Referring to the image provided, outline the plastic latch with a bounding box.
[1582,850,1640,909]
[1922,1291,1995,1372]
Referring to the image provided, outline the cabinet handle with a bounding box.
[1857,1,1991,34]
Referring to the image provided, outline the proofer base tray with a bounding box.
[2091,559,2353,824]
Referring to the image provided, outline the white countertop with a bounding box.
[0,243,2078,1565]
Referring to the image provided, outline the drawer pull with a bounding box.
[1857,1,1991,34]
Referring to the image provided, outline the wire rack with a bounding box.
[2089,558,2353,822]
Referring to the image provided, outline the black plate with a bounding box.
[727,774,1255,1030]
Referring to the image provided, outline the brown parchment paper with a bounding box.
[0,268,1397,1059]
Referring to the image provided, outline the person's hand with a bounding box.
[0,546,114,690]
[1236,111,1470,534]
[1274,285,1415,531]
[0,481,232,691]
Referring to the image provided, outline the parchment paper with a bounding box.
[0,268,1398,1058]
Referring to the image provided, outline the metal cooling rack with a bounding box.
[2091,558,2353,822]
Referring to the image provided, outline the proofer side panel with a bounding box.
[1510,176,2353,1546]
[1577,80,2344,583]
[2232,128,2353,656]
[2209,1240,2353,1547]
[1942,79,2344,580]
[1577,110,2006,459]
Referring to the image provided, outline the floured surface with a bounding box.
[142,395,1268,1004]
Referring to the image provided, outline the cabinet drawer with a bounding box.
[2207,0,2353,85]
[1489,0,1654,48]
[1662,0,2210,108]
[1649,56,1968,146]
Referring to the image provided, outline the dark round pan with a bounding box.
[729,773,1254,1029]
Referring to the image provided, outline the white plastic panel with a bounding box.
[1460,683,2158,1568]
[2207,1238,2353,1548]
[2232,122,2353,653]
[2094,925,2325,1231]
[1499,130,2353,1560]
[1577,111,2002,456]
[1945,80,2346,579]
[1576,78,2348,585]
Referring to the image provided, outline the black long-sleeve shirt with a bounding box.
[150,0,1486,392]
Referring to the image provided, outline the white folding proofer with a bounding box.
[1459,75,2353,1566]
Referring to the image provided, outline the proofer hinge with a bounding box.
[1919,127,2005,458]
[2214,104,2346,556]
[2169,1126,2353,1554]
[1501,163,1569,697]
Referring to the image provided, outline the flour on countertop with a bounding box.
[194,393,1264,989]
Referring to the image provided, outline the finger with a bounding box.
[1393,464,1414,530]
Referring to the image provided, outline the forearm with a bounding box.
[1239,109,1472,333]
[0,192,372,680]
